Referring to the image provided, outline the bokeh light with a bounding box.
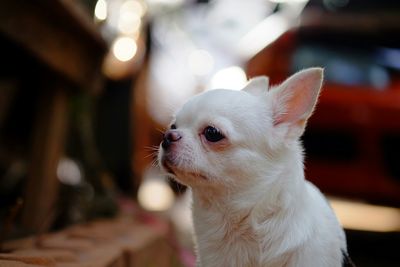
[188,49,214,76]
[112,36,137,62]
[138,178,175,211]
[209,66,247,90]
[94,0,108,21]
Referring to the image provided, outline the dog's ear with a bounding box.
[270,68,323,138]
[242,76,269,95]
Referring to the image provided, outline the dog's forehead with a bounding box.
[176,89,260,126]
[184,89,254,112]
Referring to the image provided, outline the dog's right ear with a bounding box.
[269,68,323,139]
[242,76,269,96]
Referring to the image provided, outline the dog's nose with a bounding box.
[162,130,182,150]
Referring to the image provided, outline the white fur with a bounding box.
[159,68,347,267]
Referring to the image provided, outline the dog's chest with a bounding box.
[193,207,261,266]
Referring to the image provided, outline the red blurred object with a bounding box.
[247,31,400,206]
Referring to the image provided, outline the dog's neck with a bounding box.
[192,143,306,220]
[190,144,312,266]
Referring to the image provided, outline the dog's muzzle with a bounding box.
[162,130,182,150]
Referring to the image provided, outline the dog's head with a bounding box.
[158,68,323,191]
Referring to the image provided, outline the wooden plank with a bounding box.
[3,217,183,266]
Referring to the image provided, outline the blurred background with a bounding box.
[0,0,399,266]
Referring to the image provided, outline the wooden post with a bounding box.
[21,82,68,232]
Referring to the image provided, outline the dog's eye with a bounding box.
[170,124,177,129]
[204,126,224,142]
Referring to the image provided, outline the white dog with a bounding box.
[159,68,350,267]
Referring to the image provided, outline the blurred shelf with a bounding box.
[0,0,107,231]
[0,0,107,93]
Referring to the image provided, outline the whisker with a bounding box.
[150,158,159,168]
[144,152,158,159]
[144,145,160,164]
[156,127,166,134]
[144,146,160,154]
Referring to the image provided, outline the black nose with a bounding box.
[162,130,182,150]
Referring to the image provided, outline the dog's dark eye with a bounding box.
[204,126,224,142]
[170,124,177,129]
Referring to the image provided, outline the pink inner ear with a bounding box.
[273,69,323,126]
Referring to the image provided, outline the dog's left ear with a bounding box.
[242,76,269,95]
[270,68,323,138]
